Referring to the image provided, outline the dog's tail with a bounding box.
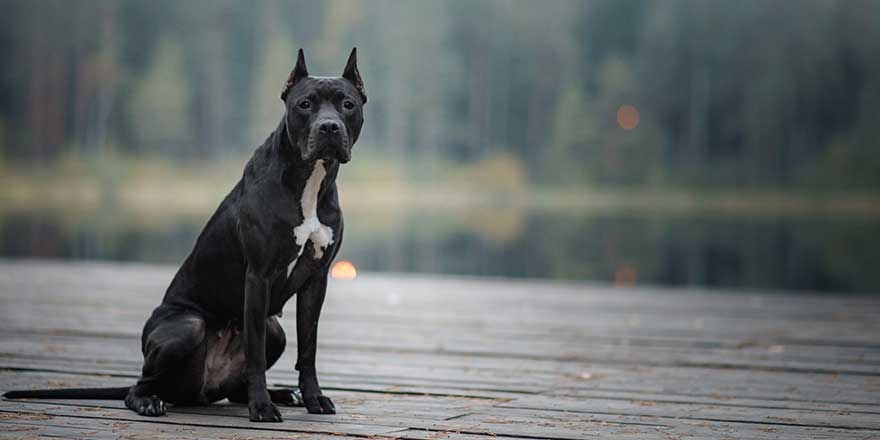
[4,386,131,400]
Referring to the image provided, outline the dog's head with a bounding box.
[280,48,366,164]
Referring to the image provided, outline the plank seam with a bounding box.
[497,405,880,431]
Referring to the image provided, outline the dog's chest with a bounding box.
[287,160,334,275]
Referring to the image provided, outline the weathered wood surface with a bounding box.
[0,259,878,439]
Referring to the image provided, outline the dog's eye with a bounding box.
[343,100,355,110]
[298,100,311,110]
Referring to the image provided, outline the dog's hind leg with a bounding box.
[125,308,207,417]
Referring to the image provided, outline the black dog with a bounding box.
[4,48,366,423]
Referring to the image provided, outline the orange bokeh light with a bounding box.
[617,105,640,131]
[614,264,637,287]
[330,260,357,280]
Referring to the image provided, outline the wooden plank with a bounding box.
[4,341,880,406]
[437,412,880,440]
[5,370,880,438]
[0,417,366,440]
[2,260,880,439]
[4,260,876,317]
[546,388,880,415]
[5,303,879,356]
[391,425,880,440]
[3,355,873,413]
[4,322,880,377]
[0,400,407,437]
[3,261,879,343]
[0,371,512,426]
[495,396,880,430]
[0,398,653,440]
[4,331,880,401]
[7,397,880,440]
[5,312,880,370]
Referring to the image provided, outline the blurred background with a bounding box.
[0,0,878,293]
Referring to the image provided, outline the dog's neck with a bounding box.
[274,117,313,170]
[268,116,339,193]
[266,116,337,265]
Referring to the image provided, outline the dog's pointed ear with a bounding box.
[281,49,309,101]
[342,47,366,104]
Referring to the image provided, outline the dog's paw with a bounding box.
[125,394,166,417]
[249,398,283,422]
[269,388,303,407]
[303,393,335,414]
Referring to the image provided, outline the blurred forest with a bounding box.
[1,0,879,189]
[1,0,879,293]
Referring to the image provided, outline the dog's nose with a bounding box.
[319,121,340,134]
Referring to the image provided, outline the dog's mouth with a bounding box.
[320,144,351,163]
[302,139,350,164]
[302,121,351,164]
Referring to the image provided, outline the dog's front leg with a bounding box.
[243,269,283,422]
[296,273,336,414]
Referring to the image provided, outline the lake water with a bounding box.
[1,205,877,293]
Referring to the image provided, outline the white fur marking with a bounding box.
[290,160,334,273]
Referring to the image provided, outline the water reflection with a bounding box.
[1,205,877,293]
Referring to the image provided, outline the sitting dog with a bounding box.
[4,48,366,422]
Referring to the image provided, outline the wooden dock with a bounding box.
[1,260,878,439]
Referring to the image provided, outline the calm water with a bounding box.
[1,206,878,293]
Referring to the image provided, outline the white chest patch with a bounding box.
[288,160,334,276]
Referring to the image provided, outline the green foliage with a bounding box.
[248,4,297,145]
[129,37,193,152]
[0,0,878,190]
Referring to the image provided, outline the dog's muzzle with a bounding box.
[305,119,351,163]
